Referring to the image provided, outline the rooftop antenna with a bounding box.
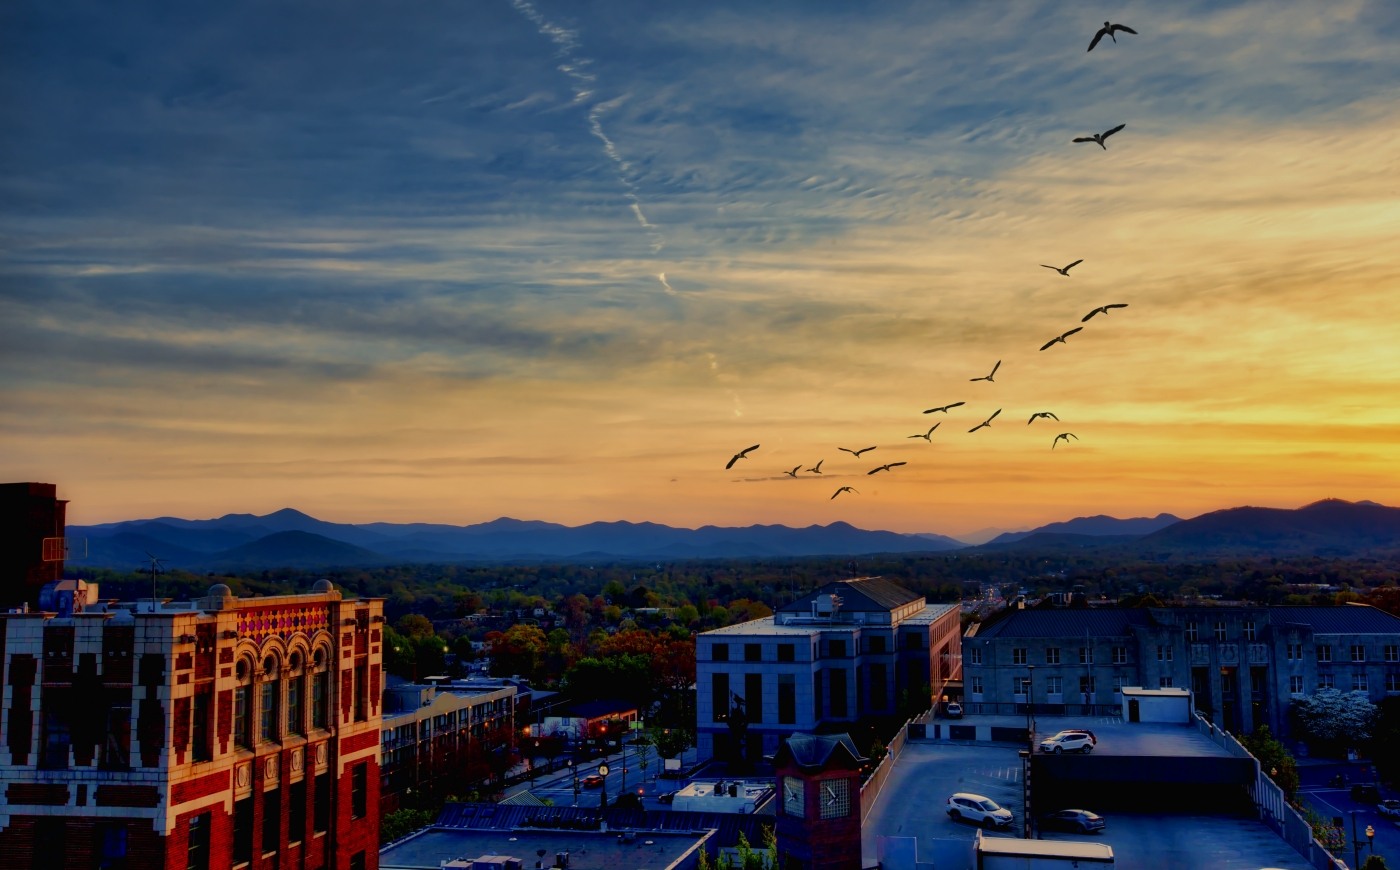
[142,552,165,613]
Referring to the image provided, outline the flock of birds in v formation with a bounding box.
[725,21,1139,501]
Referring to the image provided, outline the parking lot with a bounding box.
[863,741,1311,870]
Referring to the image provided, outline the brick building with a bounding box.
[0,483,68,607]
[0,579,383,870]
[695,577,962,761]
[962,604,1400,738]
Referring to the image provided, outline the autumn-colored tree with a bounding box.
[487,624,548,681]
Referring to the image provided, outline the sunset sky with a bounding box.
[3,1,1399,539]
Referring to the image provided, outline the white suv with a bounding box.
[1039,731,1095,754]
[946,792,1014,829]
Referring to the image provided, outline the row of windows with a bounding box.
[231,669,337,751]
[712,642,800,662]
[972,672,1400,697]
[975,646,1128,667]
[709,633,923,663]
[971,643,1400,667]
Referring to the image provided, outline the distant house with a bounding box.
[541,699,640,746]
[695,576,962,761]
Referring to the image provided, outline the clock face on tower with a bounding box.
[782,777,805,817]
[820,778,850,819]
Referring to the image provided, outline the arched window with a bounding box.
[287,650,306,737]
[259,655,280,743]
[311,646,330,731]
[234,659,254,750]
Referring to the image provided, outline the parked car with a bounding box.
[1039,808,1107,833]
[657,790,677,805]
[947,792,1014,829]
[582,774,604,788]
[1377,799,1400,819]
[945,702,964,719]
[1039,731,1095,754]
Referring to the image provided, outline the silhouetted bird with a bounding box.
[924,401,965,414]
[831,486,859,500]
[1074,124,1126,149]
[1088,21,1137,52]
[806,460,824,474]
[867,462,908,475]
[968,409,1002,433]
[1053,432,1079,449]
[909,424,940,441]
[838,446,877,457]
[1040,327,1084,351]
[970,360,1001,382]
[1041,259,1083,277]
[1027,412,1059,425]
[784,465,802,478]
[725,444,759,469]
[1081,303,1129,322]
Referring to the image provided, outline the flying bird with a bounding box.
[968,409,1002,433]
[1073,124,1126,149]
[1088,21,1137,52]
[1053,432,1080,449]
[725,444,759,470]
[830,486,859,500]
[1041,259,1083,277]
[909,424,940,441]
[838,446,877,458]
[1027,412,1059,425]
[867,462,908,475]
[923,401,965,414]
[1040,327,1084,351]
[784,465,802,478]
[970,360,1001,382]
[1082,303,1129,322]
[805,460,824,474]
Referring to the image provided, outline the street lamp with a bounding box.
[1026,665,1037,743]
[1351,810,1375,870]
[598,763,611,809]
[1019,749,1032,840]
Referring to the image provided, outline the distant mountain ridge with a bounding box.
[68,511,968,570]
[987,513,1181,545]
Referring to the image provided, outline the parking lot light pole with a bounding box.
[1351,811,1375,870]
[1019,749,1032,840]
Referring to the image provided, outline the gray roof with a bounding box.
[781,577,922,614]
[1270,605,1400,634]
[774,733,867,771]
[431,802,771,849]
[971,608,1151,640]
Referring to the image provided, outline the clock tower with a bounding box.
[773,733,867,870]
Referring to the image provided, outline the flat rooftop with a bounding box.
[937,714,1236,758]
[379,828,702,870]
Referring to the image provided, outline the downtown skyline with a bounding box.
[3,1,1399,537]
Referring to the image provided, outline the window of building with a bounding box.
[1250,643,1269,661]
[1113,646,1127,665]
[1319,673,1335,690]
[39,697,72,770]
[712,643,729,662]
[260,679,279,743]
[314,774,330,834]
[1046,676,1063,695]
[1387,646,1400,663]
[745,673,763,724]
[1045,647,1060,665]
[312,670,329,730]
[778,674,796,725]
[1290,675,1305,696]
[192,690,212,763]
[97,822,128,870]
[187,813,211,870]
[233,797,253,866]
[969,648,982,666]
[234,682,252,749]
[1185,621,1199,642]
[1112,677,1124,694]
[1157,645,1173,662]
[868,662,887,711]
[829,669,848,717]
[1318,646,1333,663]
[1214,622,1227,641]
[262,789,281,856]
[1014,677,1031,696]
[1158,676,1173,689]
[1388,673,1400,693]
[819,778,851,819]
[1287,643,1302,660]
[744,643,762,662]
[1352,645,1367,663]
[1079,676,1096,695]
[1012,648,1027,666]
[711,673,730,723]
[778,644,795,663]
[287,676,304,737]
[354,663,367,723]
[1354,672,1369,692]
[350,852,366,870]
[289,778,307,844]
[828,639,847,658]
[351,763,367,820]
[971,676,983,694]
[1243,621,1257,641]
[1079,647,1094,665]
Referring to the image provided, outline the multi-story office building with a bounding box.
[0,579,383,870]
[695,577,961,760]
[963,604,1400,737]
[379,679,516,817]
[0,483,68,607]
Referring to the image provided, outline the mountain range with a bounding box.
[65,499,1400,570]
